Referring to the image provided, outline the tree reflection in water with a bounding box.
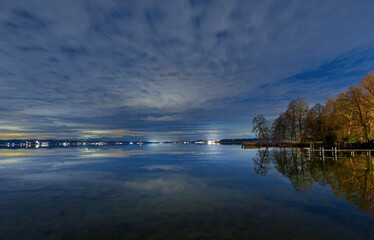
[253,148,374,216]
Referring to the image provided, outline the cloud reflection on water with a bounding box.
[0,146,374,239]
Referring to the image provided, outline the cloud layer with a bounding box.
[1,0,374,140]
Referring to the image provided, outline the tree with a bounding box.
[252,115,270,141]
[285,98,309,142]
[321,98,339,143]
[255,73,374,144]
[359,73,374,141]
[305,103,325,141]
[360,72,374,105]
[271,113,289,142]
[320,75,374,144]
[348,86,374,142]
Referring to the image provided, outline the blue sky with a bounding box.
[0,0,374,141]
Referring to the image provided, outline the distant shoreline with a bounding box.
[1,138,373,150]
[0,138,261,149]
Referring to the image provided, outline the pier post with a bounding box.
[308,148,311,161]
[319,147,322,157]
[322,147,325,161]
[334,147,337,160]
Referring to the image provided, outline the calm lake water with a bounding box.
[0,144,373,239]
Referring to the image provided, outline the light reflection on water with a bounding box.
[0,145,373,240]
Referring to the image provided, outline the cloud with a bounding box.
[140,114,181,121]
[80,129,145,138]
[0,129,145,140]
[1,0,374,139]
[0,132,64,140]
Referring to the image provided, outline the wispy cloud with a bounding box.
[140,115,181,122]
[1,0,374,139]
[79,129,145,138]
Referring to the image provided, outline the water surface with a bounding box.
[0,145,373,239]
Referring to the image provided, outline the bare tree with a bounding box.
[271,113,289,142]
[252,115,270,141]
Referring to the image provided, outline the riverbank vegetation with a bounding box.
[252,73,374,145]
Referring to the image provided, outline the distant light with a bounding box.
[207,140,218,145]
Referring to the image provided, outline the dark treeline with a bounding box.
[252,73,374,145]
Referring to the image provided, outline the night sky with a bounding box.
[1,0,374,141]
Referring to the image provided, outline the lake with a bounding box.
[0,144,373,239]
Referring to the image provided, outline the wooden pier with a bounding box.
[241,141,309,148]
[304,147,374,160]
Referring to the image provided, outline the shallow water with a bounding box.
[0,144,373,239]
